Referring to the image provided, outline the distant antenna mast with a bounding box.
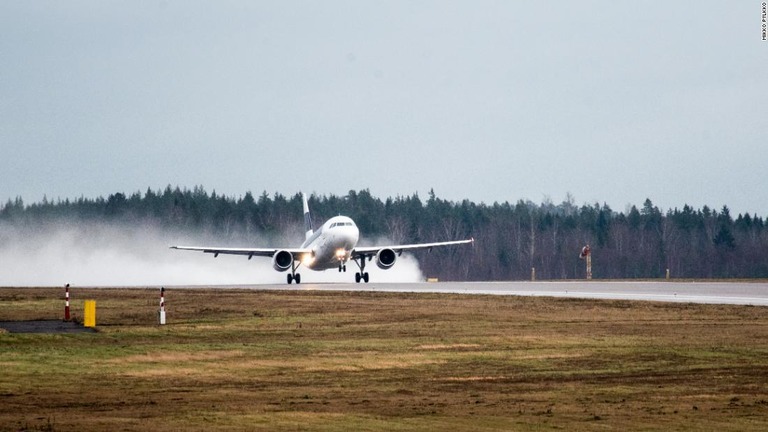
[579,245,592,280]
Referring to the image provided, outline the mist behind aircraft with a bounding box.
[0,223,424,286]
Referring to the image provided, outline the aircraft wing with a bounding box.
[170,246,312,258]
[351,238,474,258]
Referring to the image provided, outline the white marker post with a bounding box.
[159,287,166,325]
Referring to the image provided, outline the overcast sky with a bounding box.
[1,1,766,216]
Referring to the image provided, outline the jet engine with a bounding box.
[272,250,293,272]
[375,248,397,270]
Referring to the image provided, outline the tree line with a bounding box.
[2,187,766,280]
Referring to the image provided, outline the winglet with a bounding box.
[302,193,313,240]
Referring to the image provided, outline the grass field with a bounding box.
[1,287,768,431]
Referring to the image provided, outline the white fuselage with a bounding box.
[300,215,360,271]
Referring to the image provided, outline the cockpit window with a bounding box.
[330,221,355,228]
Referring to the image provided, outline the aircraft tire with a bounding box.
[287,274,293,284]
[355,273,361,283]
[363,272,369,283]
[295,273,301,284]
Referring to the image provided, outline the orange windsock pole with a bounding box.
[579,245,592,280]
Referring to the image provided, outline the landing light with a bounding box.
[335,249,347,259]
[302,254,314,266]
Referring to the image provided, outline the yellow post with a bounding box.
[84,300,96,328]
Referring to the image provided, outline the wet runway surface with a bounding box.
[240,281,768,306]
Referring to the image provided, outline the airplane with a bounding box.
[170,193,474,284]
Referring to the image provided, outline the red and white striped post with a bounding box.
[159,287,166,325]
[64,283,71,321]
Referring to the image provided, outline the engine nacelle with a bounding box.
[272,250,293,272]
[376,248,397,270]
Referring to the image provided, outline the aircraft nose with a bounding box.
[345,225,359,247]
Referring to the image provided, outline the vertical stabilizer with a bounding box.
[302,193,313,240]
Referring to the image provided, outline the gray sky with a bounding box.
[2,1,766,216]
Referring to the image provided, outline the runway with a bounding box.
[244,281,768,306]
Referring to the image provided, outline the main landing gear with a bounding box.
[287,262,301,284]
[352,255,370,283]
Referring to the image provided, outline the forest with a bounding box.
[2,187,766,280]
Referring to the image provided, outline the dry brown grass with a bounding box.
[1,287,768,431]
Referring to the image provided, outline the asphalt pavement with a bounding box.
[243,281,768,306]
